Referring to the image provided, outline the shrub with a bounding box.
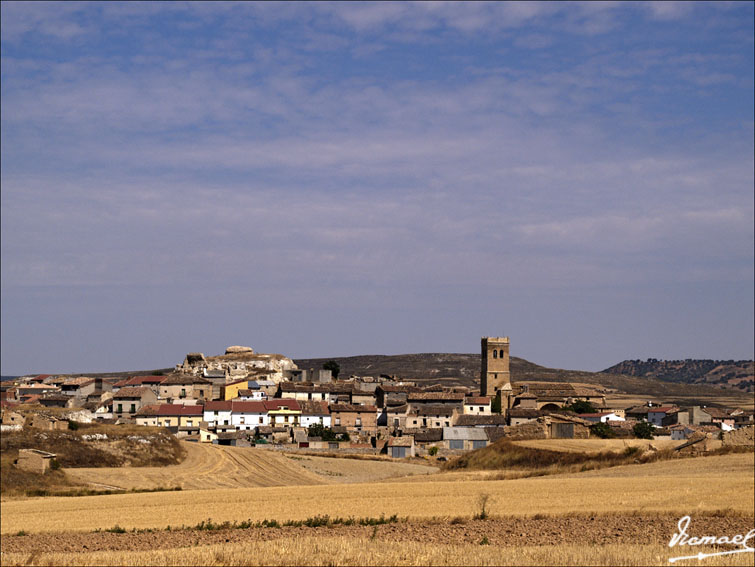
[427,446,439,456]
[633,422,655,440]
[590,422,615,439]
[479,535,490,545]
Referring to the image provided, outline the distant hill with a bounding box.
[293,353,753,404]
[602,359,754,393]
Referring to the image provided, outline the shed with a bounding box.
[16,448,57,474]
[442,427,488,450]
[387,436,415,458]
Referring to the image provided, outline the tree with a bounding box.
[633,421,655,440]
[323,360,340,379]
[589,422,614,439]
[562,400,596,414]
[307,423,337,441]
[491,394,502,414]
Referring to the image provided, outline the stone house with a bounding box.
[330,404,377,433]
[351,388,377,406]
[278,383,332,403]
[406,391,466,406]
[16,449,57,474]
[387,436,415,458]
[375,385,422,409]
[60,378,96,398]
[112,376,165,396]
[31,414,69,431]
[2,410,25,427]
[404,404,457,429]
[507,408,544,426]
[382,403,409,429]
[39,394,74,409]
[223,379,255,401]
[158,375,212,403]
[237,389,267,401]
[112,386,158,420]
[647,407,679,427]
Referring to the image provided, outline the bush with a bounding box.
[633,422,655,440]
[427,446,439,456]
[590,422,615,439]
[562,400,596,414]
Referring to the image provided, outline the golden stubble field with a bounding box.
[61,442,436,491]
[2,453,752,535]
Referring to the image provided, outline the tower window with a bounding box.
[493,350,497,359]
[500,349,504,358]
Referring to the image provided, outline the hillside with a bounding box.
[294,353,754,405]
[603,359,754,393]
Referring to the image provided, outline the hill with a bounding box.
[602,359,754,393]
[294,353,754,406]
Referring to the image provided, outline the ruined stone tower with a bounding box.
[481,336,511,397]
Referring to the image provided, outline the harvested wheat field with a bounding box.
[2,514,754,566]
[63,443,435,491]
[3,453,752,535]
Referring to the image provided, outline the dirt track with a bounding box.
[3,513,752,553]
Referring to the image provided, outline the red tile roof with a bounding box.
[232,401,268,413]
[113,386,153,399]
[264,399,301,412]
[154,404,203,416]
[205,400,233,411]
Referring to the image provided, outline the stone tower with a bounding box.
[480,336,511,397]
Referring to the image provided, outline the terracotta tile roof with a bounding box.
[113,386,153,399]
[205,400,233,411]
[231,401,268,413]
[402,428,443,442]
[264,399,301,412]
[507,408,543,419]
[464,397,491,404]
[62,377,95,386]
[407,392,465,401]
[160,374,211,385]
[330,404,377,413]
[409,404,456,417]
[299,401,329,415]
[152,404,203,416]
[456,414,509,425]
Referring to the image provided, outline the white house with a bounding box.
[230,400,269,431]
[299,401,331,428]
[462,396,492,415]
[203,400,232,427]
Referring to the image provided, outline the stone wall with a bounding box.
[722,425,755,447]
[503,419,548,439]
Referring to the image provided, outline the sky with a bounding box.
[1,1,753,376]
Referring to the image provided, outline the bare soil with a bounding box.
[3,513,751,553]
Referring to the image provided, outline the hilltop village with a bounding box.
[2,338,753,461]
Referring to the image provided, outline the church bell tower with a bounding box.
[481,336,510,397]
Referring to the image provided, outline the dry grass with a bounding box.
[2,453,752,535]
[2,538,754,566]
[512,438,687,453]
[283,453,438,483]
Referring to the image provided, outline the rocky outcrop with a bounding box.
[175,347,297,384]
[225,346,254,355]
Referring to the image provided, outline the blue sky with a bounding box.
[2,2,753,375]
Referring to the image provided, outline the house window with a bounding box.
[224,419,229,425]
[130,403,136,413]
[240,417,245,424]
[449,440,464,450]
[180,389,186,398]
[393,418,400,427]
[480,407,484,412]
[335,417,341,426]
[117,404,123,414]
[259,417,264,423]
[164,420,170,427]
[356,417,362,426]
[187,420,193,427]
